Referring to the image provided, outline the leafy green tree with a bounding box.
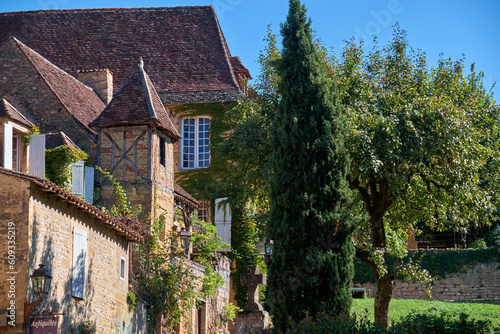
[267,0,356,330]
[336,27,499,324]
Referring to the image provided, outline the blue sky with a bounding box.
[2,0,499,97]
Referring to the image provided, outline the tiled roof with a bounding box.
[0,7,246,103]
[0,98,34,127]
[45,131,81,150]
[12,37,105,134]
[90,60,181,140]
[174,182,199,209]
[230,56,252,79]
[0,166,143,242]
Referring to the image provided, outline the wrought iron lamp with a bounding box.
[179,227,191,258]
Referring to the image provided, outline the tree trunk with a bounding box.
[355,178,394,326]
[374,271,394,325]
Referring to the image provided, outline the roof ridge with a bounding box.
[0,6,213,15]
[137,58,157,120]
[209,6,241,91]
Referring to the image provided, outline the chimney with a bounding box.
[77,69,113,104]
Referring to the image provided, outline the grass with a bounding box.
[351,298,500,327]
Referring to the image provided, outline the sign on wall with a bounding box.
[29,316,58,334]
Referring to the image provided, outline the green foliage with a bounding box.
[96,166,142,218]
[352,298,500,326]
[45,145,89,189]
[490,226,500,248]
[127,291,137,311]
[283,310,401,334]
[353,247,500,284]
[282,307,497,334]
[397,310,493,334]
[71,321,96,334]
[135,216,229,333]
[267,1,356,331]
[22,125,39,148]
[470,238,488,249]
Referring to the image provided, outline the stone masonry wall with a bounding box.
[0,174,30,333]
[356,262,500,301]
[28,183,146,333]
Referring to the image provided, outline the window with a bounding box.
[159,137,166,167]
[72,228,87,299]
[214,197,231,251]
[181,117,210,169]
[12,134,21,171]
[120,257,126,281]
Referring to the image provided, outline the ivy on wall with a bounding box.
[45,145,89,189]
[172,102,263,309]
[353,247,500,284]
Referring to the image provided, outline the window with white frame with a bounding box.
[181,117,210,169]
[120,257,126,281]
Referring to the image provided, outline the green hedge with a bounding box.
[354,247,500,284]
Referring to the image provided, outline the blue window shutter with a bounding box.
[72,228,87,299]
[3,123,12,169]
[84,166,94,205]
[29,134,45,178]
[71,161,85,198]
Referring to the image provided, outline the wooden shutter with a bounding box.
[84,166,94,205]
[214,197,231,251]
[29,134,45,178]
[3,123,12,169]
[71,161,85,198]
[72,228,87,299]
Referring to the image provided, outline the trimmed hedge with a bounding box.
[354,247,500,284]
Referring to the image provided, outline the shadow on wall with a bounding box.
[28,215,96,332]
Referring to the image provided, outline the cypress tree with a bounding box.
[267,0,355,331]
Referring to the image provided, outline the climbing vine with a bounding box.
[135,213,230,333]
[353,247,500,284]
[22,125,39,148]
[45,145,89,189]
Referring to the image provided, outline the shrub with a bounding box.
[470,238,487,249]
[71,321,96,334]
[396,309,493,334]
[279,308,496,334]
[283,310,401,334]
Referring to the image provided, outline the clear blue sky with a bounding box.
[2,0,499,97]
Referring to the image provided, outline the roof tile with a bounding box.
[0,7,245,98]
[0,98,34,127]
[12,38,105,134]
[91,60,181,139]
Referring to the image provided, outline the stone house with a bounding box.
[0,6,250,226]
[0,6,245,333]
[0,166,146,333]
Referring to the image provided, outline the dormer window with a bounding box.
[181,117,210,169]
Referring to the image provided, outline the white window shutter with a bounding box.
[214,197,231,251]
[29,134,45,178]
[3,123,12,169]
[71,161,85,198]
[72,228,87,299]
[84,166,94,205]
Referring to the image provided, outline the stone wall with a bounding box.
[0,174,30,333]
[355,262,500,301]
[0,172,147,333]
